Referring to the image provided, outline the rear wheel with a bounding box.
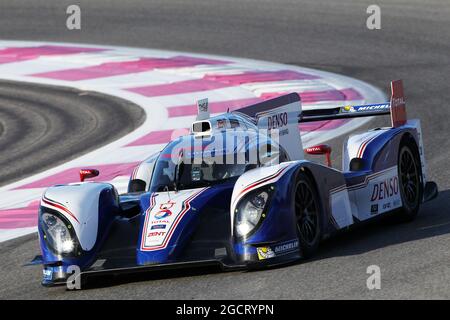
[397,138,422,221]
[294,171,322,257]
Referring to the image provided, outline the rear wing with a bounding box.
[233,92,304,160]
[300,80,407,128]
[191,80,406,161]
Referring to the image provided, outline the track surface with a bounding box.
[1,0,450,299]
[0,81,145,187]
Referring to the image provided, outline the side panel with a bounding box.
[305,164,354,232]
[329,187,354,228]
[347,166,402,220]
[232,160,354,264]
[343,120,426,220]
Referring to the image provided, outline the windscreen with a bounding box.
[150,156,257,192]
[149,132,282,192]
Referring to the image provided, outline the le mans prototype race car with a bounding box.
[33,80,438,287]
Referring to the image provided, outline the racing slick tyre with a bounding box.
[397,136,423,222]
[294,171,323,258]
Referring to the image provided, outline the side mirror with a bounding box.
[305,144,332,167]
[79,169,100,182]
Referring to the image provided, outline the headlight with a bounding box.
[40,211,78,255]
[234,185,273,238]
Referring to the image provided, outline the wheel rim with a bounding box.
[399,147,420,207]
[295,181,319,246]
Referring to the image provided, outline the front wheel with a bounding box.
[294,171,322,258]
[397,138,423,221]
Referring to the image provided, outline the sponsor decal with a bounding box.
[341,103,389,113]
[390,80,407,127]
[152,219,169,224]
[154,200,176,219]
[154,209,172,219]
[267,112,288,130]
[257,247,275,260]
[370,204,379,215]
[273,240,299,254]
[43,268,52,281]
[256,240,299,260]
[147,231,166,237]
[342,105,353,112]
[370,176,399,201]
[141,188,208,251]
[151,224,166,230]
[197,98,209,112]
[354,104,390,112]
[306,146,323,153]
[392,97,405,108]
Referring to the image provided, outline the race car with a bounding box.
[32,80,438,287]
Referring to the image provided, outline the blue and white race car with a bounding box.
[34,80,438,287]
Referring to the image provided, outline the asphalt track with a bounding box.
[0,0,450,299]
[0,81,145,187]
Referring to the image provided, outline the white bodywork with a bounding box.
[348,166,402,221]
[230,162,294,234]
[256,98,304,161]
[329,186,354,228]
[42,183,114,251]
[140,187,208,251]
[131,152,159,191]
[342,129,386,171]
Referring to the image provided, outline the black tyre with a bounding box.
[294,171,322,257]
[397,137,423,221]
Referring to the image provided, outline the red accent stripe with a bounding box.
[42,197,80,224]
[140,193,157,251]
[241,167,287,194]
[234,166,288,206]
[357,140,369,158]
[357,134,380,158]
[131,165,140,180]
